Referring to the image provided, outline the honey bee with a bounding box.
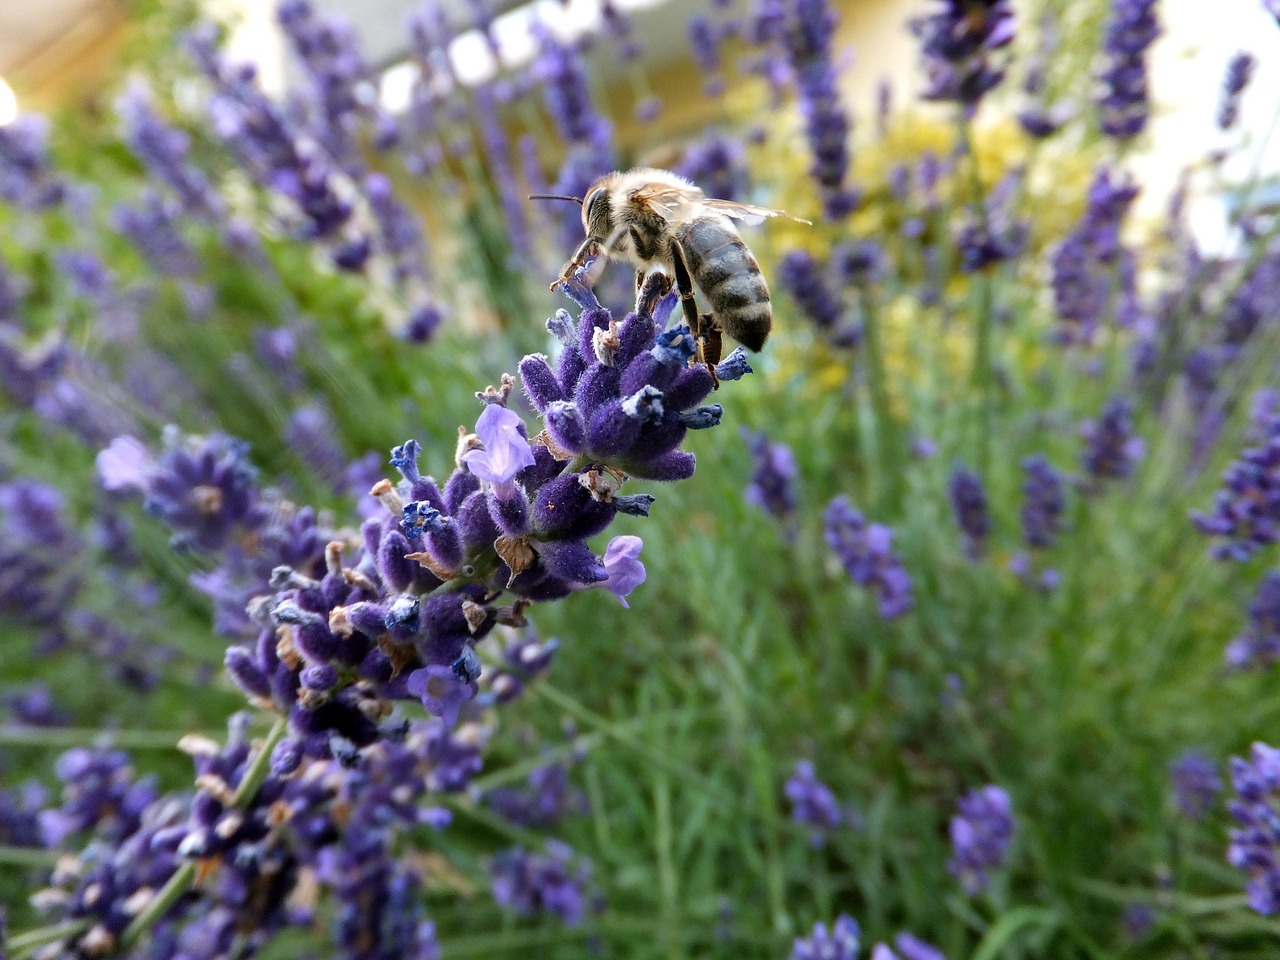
[531,167,808,370]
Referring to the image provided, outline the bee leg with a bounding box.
[553,236,601,289]
[635,269,646,299]
[669,238,702,335]
[698,314,723,390]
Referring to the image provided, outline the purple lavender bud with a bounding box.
[0,115,66,209]
[545,401,588,455]
[1097,0,1160,139]
[948,784,1014,895]
[1081,395,1144,485]
[784,0,859,218]
[391,439,423,483]
[452,645,482,682]
[378,529,418,594]
[784,760,843,846]
[455,490,501,556]
[716,348,754,381]
[744,429,798,523]
[789,915,861,960]
[539,539,608,586]
[1195,415,1280,561]
[532,474,617,541]
[404,301,443,342]
[949,463,990,559]
[677,134,749,202]
[1225,571,1280,668]
[1228,742,1280,914]
[225,646,271,699]
[632,450,697,482]
[486,762,587,828]
[286,404,346,486]
[1218,52,1256,130]
[520,354,567,410]
[1169,749,1222,822]
[1020,455,1065,549]
[819,499,911,619]
[489,488,531,537]
[912,0,1016,108]
[779,250,844,332]
[491,842,592,926]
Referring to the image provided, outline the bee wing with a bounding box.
[628,184,703,222]
[701,199,813,227]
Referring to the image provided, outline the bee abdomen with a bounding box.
[678,218,772,352]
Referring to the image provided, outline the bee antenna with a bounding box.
[528,193,583,205]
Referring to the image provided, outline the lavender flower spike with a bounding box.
[1194,414,1280,561]
[463,404,536,501]
[789,914,861,960]
[743,429,798,525]
[784,760,843,846]
[1218,52,1257,130]
[1225,571,1280,668]
[1169,749,1222,822]
[948,784,1014,894]
[1227,741,1280,914]
[824,496,914,619]
[1096,0,1160,139]
[949,462,990,560]
[913,0,1016,109]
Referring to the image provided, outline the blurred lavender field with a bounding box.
[3,0,1280,958]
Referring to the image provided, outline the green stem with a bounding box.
[118,717,289,952]
[6,920,93,960]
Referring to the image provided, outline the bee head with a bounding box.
[582,174,618,237]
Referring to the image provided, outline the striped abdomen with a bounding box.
[677,216,771,351]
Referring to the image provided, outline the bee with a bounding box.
[531,167,808,372]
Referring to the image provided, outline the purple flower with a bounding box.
[407,664,476,729]
[116,77,225,222]
[285,404,347,487]
[677,134,749,203]
[949,463,990,559]
[789,914,861,960]
[1096,0,1160,139]
[1081,395,1144,485]
[1225,571,1280,668]
[1218,52,1257,130]
[1228,741,1280,914]
[1052,168,1140,344]
[1020,455,1065,549]
[912,0,1016,109]
[1194,413,1280,560]
[824,496,914,619]
[784,760,845,846]
[783,0,859,218]
[141,429,266,552]
[491,841,593,926]
[600,535,646,608]
[779,250,848,335]
[96,435,152,492]
[0,114,66,209]
[1170,749,1222,822]
[743,429,798,524]
[486,762,587,828]
[463,404,537,500]
[873,933,947,960]
[948,784,1014,895]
